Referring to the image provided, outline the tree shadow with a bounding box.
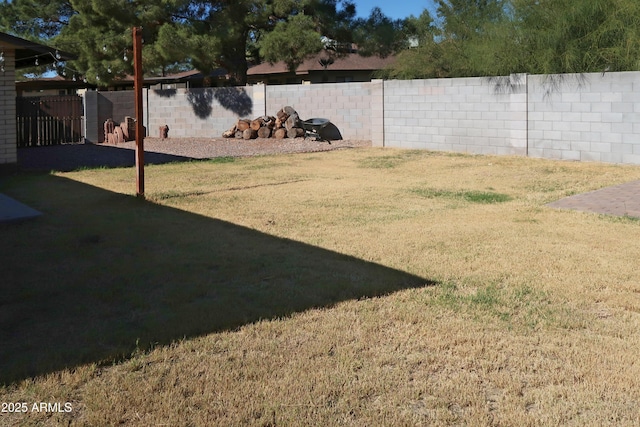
[153,89,178,98]
[186,88,216,119]
[18,143,193,172]
[0,174,434,385]
[213,86,253,117]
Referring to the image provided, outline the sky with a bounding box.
[352,0,436,20]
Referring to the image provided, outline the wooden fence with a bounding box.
[16,95,84,147]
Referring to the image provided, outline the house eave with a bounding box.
[0,32,76,69]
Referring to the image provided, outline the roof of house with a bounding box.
[0,32,75,69]
[141,68,229,84]
[248,50,396,76]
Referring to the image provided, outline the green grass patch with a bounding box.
[425,282,556,329]
[208,156,236,164]
[357,150,428,169]
[71,165,111,172]
[411,188,513,204]
[148,190,209,201]
[603,213,640,224]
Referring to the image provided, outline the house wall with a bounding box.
[0,47,17,172]
[18,89,66,97]
[251,70,376,85]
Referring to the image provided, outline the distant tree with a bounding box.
[157,0,357,85]
[382,0,640,79]
[377,10,444,79]
[259,13,323,72]
[48,0,191,85]
[381,0,508,79]
[503,0,640,75]
[352,7,408,57]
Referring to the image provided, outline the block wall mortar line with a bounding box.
[526,73,529,157]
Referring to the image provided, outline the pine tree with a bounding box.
[1,0,360,85]
[0,0,74,40]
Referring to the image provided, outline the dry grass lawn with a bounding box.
[1,147,640,426]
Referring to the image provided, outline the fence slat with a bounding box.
[16,95,84,147]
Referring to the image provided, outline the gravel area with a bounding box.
[18,137,371,172]
[120,137,371,159]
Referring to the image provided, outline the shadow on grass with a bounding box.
[18,143,193,172]
[0,174,433,385]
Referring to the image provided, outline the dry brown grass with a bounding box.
[2,148,640,426]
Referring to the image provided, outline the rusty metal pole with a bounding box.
[133,27,144,197]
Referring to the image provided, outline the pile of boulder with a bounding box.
[104,117,137,144]
[222,106,305,140]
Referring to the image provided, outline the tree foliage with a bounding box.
[259,13,323,72]
[5,0,639,84]
[507,0,640,74]
[55,0,189,84]
[0,0,74,40]
[352,7,408,58]
[0,0,76,77]
[383,0,640,79]
[382,0,508,79]
[0,0,362,85]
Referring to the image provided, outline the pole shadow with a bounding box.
[0,174,434,385]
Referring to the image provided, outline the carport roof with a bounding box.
[0,32,75,69]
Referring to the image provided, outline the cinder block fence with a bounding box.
[381,76,528,156]
[82,71,640,165]
[527,72,640,164]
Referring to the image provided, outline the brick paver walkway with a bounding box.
[547,180,640,218]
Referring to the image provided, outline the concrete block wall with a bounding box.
[528,72,640,164]
[80,71,640,166]
[383,77,528,156]
[84,90,136,143]
[0,48,17,169]
[145,86,261,138]
[83,90,98,143]
[370,79,384,147]
[265,82,373,140]
[101,91,135,126]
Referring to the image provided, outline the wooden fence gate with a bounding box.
[16,95,84,147]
